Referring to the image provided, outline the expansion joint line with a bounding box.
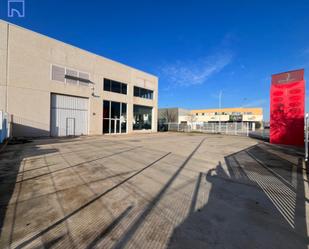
[14,152,171,249]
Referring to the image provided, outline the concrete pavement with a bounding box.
[0,133,307,249]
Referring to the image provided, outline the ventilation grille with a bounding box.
[79,72,90,85]
[51,65,91,86]
[51,65,65,82]
[66,69,78,84]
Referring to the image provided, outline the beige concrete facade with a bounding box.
[0,20,158,137]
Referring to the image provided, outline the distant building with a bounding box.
[191,107,263,124]
[158,107,263,128]
[158,108,191,124]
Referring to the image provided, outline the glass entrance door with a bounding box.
[103,101,127,134]
[110,119,120,133]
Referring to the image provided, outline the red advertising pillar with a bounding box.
[270,69,305,146]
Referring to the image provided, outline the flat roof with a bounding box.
[191,107,263,115]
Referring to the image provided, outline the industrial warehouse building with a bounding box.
[0,21,158,137]
[192,107,263,125]
[159,107,263,128]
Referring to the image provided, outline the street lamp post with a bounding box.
[219,91,222,133]
[241,97,248,132]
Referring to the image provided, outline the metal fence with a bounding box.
[165,122,259,136]
[0,110,10,143]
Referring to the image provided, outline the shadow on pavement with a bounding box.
[2,135,308,249]
[13,151,171,249]
[85,206,133,249]
[111,138,206,249]
[0,144,58,240]
[167,143,308,249]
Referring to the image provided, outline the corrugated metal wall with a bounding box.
[51,94,89,136]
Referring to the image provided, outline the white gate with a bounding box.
[51,94,88,137]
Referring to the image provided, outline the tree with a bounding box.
[186,113,197,124]
[159,109,178,123]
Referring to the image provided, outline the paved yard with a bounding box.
[0,133,308,249]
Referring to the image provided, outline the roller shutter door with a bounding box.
[51,94,88,136]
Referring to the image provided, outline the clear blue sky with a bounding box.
[1,0,309,121]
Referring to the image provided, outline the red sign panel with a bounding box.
[270,69,305,146]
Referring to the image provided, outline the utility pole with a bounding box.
[219,90,222,133]
[241,98,247,132]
